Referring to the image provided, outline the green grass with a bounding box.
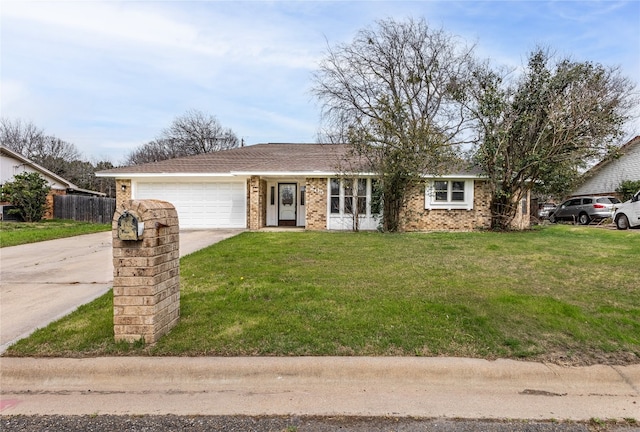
[0,219,111,247]
[5,225,639,365]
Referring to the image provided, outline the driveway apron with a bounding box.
[0,229,242,353]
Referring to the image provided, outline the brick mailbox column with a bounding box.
[112,199,180,344]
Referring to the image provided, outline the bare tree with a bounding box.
[125,139,176,165]
[312,18,476,232]
[30,136,82,172]
[0,118,46,155]
[1,118,81,166]
[90,160,116,197]
[125,110,240,165]
[466,48,636,229]
[164,109,239,154]
[0,117,116,195]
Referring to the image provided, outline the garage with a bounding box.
[135,181,246,229]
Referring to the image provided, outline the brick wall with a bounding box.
[112,199,180,344]
[259,179,267,228]
[44,189,66,219]
[305,178,327,230]
[400,181,492,231]
[115,179,132,209]
[248,176,267,229]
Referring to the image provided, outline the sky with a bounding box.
[1,0,639,164]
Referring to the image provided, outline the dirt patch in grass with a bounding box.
[538,350,640,367]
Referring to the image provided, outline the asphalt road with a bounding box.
[5,414,638,432]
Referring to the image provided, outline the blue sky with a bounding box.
[1,0,639,163]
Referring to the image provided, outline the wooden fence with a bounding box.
[54,195,116,224]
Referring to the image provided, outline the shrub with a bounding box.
[616,180,640,201]
[0,172,51,222]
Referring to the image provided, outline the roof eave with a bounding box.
[95,172,249,178]
[67,187,107,196]
[97,171,485,179]
[230,171,375,177]
[423,174,485,179]
[1,145,78,188]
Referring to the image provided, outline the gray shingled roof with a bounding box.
[97,143,482,177]
[98,143,354,176]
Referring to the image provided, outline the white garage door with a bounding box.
[136,182,246,229]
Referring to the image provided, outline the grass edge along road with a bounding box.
[4,225,639,365]
[0,219,111,247]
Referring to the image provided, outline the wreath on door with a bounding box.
[281,187,294,205]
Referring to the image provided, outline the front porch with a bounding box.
[247,176,381,231]
[248,176,321,230]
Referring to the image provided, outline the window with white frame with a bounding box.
[425,180,474,210]
[356,178,367,215]
[330,178,341,214]
[329,178,374,216]
[344,178,354,214]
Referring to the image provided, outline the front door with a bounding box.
[278,183,297,226]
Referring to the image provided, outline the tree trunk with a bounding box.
[490,195,518,230]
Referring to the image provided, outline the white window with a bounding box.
[328,178,381,216]
[330,178,341,214]
[425,180,474,210]
[342,178,367,215]
[331,178,364,216]
[327,177,381,230]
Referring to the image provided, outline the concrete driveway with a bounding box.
[0,229,242,353]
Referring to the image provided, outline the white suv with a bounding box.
[613,190,640,230]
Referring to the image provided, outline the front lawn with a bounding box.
[5,225,639,365]
[0,219,111,247]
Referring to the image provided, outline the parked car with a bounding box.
[613,190,640,229]
[549,196,620,225]
[537,203,557,219]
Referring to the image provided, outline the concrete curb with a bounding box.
[2,357,638,419]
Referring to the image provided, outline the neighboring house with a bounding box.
[571,136,640,198]
[96,143,500,231]
[1,145,104,220]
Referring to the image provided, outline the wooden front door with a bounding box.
[278,183,297,226]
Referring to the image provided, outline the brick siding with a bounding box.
[112,199,180,344]
[305,178,328,230]
[44,189,66,219]
[115,179,132,209]
[399,181,492,231]
[248,176,267,229]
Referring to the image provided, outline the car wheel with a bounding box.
[616,214,629,230]
[578,213,590,225]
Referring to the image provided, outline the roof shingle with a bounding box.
[98,143,353,176]
[97,143,482,177]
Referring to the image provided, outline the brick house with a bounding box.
[97,143,500,231]
[1,145,104,220]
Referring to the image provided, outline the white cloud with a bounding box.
[3,1,204,52]
[1,0,638,160]
[547,0,629,23]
